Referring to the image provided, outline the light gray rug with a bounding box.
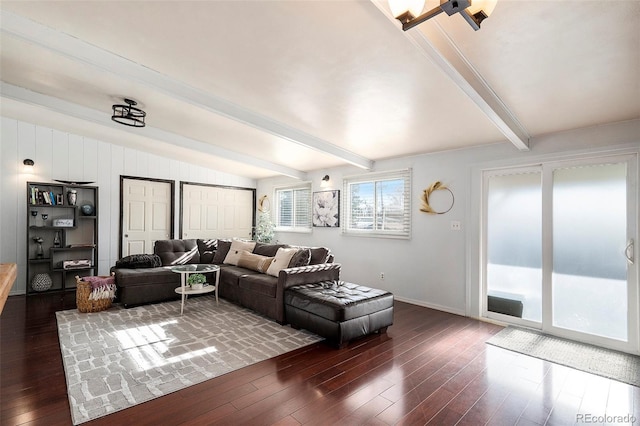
[56,296,323,424]
[487,326,640,387]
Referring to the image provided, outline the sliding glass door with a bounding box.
[485,168,542,326]
[483,154,638,353]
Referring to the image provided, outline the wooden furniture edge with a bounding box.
[0,263,17,315]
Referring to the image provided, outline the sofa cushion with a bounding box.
[224,240,257,265]
[253,242,286,257]
[197,239,217,263]
[237,250,274,273]
[288,248,311,268]
[114,267,178,287]
[219,265,261,287]
[115,254,162,269]
[155,239,200,265]
[239,274,278,298]
[212,240,231,264]
[266,247,298,277]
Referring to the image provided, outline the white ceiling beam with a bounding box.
[372,1,530,151]
[1,83,308,180]
[1,10,374,170]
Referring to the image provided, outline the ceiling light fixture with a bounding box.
[389,0,498,31]
[111,98,146,127]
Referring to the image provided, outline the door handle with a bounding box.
[124,234,128,238]
[625,239,634,265]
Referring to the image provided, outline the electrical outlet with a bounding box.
[450,221,462,231]
[380,272,384,280]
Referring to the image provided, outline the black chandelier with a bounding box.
[111,98,146,127]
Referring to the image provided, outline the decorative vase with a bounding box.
[32,273,52,292]
[36,241,44,258]
[67,190,77,206]
[190,283,204,290]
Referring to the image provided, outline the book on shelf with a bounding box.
[30,187,59,205]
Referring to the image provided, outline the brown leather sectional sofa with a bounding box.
[112,239,340,324]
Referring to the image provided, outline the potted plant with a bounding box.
[187,273,206,290]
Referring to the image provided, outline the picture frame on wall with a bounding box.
[312,190,340,227]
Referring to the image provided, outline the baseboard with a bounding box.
[394,296,466,317]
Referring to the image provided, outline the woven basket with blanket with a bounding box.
[76,273,117,313]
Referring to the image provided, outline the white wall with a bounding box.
[257,120,640,317]
[0,116,255,295]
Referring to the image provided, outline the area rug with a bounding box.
[487,326,640,387]
[56,296,323,424]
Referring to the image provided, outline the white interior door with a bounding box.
[181,183,254,240]
[122,178,173,256]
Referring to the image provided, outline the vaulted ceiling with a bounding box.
[1,1,638,180]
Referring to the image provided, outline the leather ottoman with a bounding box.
[284,281,394,348]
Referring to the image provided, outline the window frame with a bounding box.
[342,169,412,239]
[273,182,312,233]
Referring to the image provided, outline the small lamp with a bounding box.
[23,159,34,173]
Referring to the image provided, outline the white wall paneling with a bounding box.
[52,129,69,182]
[0,116,256,295]
[35,126,53,180]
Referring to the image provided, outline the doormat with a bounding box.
[56,296,323,424]
[487,326,640,387]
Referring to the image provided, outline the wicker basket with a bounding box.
[76,275,114,313]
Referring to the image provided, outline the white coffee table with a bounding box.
[171,264,220,315]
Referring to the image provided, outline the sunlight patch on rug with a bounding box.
[487,326,640,387]
[56,296,323,424]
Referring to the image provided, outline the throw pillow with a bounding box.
[266,247,298,277]
[115,254,162,269]
[288,248,311,268]
[223,239,257,265]
[237,250,275,273]
[212,240,232,264]
[308,247,331,265]
[253,242,285,257]
[197,239,217,263]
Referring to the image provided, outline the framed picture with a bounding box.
[312,190,340,227]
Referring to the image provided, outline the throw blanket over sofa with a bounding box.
[112,239,340,324]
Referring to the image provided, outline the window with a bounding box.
[274,184,311,231]
[343,169,411,238]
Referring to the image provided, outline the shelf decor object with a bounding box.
[81,204,95,216]
[32,273,52,292]
[67,189,77,206]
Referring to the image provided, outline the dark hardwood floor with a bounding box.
[1,293,638,425]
